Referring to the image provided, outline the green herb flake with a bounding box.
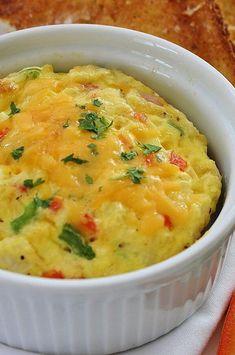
[87,143,98,156]
[23,178,45,189]
[85,174,94,185]
[34,195,53,209]
[20,67,41,80]
[79,112,112,139]
[126,167,145,184]
[11,195,53,233]
[168,120,184,136]
[9,102,21,116]
[79,105,86,109]
[26,70,41,80]
[11,200,38,233]
[11,146,24,160]
[61,153,88,165]
[138,143,161,155]
[63,120,70,128]
[59,223,95,260]
[92,99,103,107]
[120,151,138,161]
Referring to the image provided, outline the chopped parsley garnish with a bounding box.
[168,120,184,136]
[93,99,103,107]
[61,153,88,165]
[9,102,21,116]
[63,120,70,128]
[79,105,86,109]
[23,178,45,189]
[11,200,38,233]
[11,195,53,233]
[85,174,94,184]
[138,143,161,155]
[34,195,53,209]
[126,167,145,184]
[11,146,24,160]
[59,224,95,260]
[79,112,112,139]
[120,151,138,161]
[20,67,41,80]
[26,69,41,80]
[87,143,98,156]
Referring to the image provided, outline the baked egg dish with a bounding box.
[0,65,221,278]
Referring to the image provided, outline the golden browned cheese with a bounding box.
[0,65,221,278]
[0,0,235,84]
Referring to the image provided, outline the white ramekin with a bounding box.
[0,25,235,355]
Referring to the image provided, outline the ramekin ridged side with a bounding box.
[0,237,229,355]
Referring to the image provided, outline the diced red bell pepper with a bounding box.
[164,215,173,229]
[19,185,28,193]
[0,127,9,140]
[218,292,235,355]
[42,270,64,279]
[81,213,97,234]
[144,153,155,166]
[49,197,63,212]
[170,151,187,171]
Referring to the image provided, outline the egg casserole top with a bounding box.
[0,65,221,278]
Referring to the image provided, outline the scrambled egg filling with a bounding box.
[0,65,221,278]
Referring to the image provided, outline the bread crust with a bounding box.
[0,0,235,84]
[216,0,235,43]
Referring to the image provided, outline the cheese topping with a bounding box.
[0,65,221,278]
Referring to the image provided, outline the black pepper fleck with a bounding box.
[118,243,125,248]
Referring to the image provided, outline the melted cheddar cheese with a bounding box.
[0,65,221,278]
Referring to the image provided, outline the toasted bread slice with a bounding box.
[216,0,235,42]
[0,0,235,84]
